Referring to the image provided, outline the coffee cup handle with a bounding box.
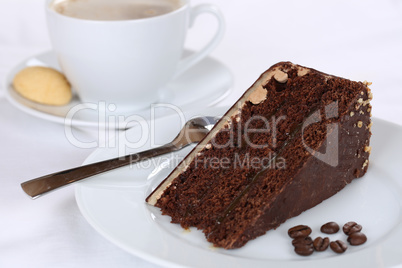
[173,4,225,78]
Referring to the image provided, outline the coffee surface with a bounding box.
[51,0,182,21]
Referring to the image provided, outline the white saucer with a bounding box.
[75,113,402,268]
[4,50,233,129]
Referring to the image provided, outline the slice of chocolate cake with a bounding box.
[146,62,372,249]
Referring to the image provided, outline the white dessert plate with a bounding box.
[4,51,233,129]
[75,111,402,268]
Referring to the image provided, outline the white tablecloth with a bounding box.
[1,0,401,267]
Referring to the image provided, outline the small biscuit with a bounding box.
[13,66,72,105]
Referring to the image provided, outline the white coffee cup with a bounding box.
[45,0,225,113]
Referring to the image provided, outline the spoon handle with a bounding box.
[21,143,179,199]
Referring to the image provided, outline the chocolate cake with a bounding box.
[146,62,372,249]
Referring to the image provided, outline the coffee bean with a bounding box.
[320,222,340,234]
[330,240,348,253]
[292,236,313,246]
[343,221,362,235]
[294,243,314,256]
[348,232,367,245]
[288,225,312,238]
[292,236,314,256]
[313,237,330,251]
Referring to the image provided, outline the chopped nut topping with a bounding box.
[357,121,363,128]
[297,68,310,76]
[358,98,371,107]
[362,159,369,169]
[205,144,212,149]
[356,98,365,110]
[363,81,373,86]
[364,146,372,154]
[248,86,267,105]
[350,111,355,117]
[367,121,373,130]
[273,70,288,83]
[359,110,365,115]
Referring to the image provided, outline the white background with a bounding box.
[0,0,401,267]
